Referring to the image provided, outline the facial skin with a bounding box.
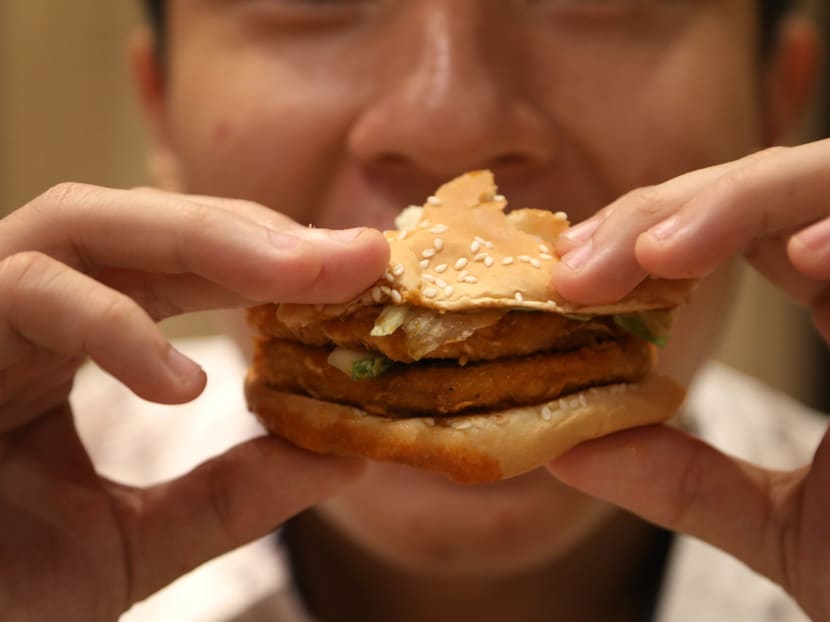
[134,0,814,618]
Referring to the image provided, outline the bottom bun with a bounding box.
[245,372,686,484]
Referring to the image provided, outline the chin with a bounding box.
[316,461,615,579]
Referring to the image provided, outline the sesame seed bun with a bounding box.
[245,170,693,483]
[245,371,685,484]
[279,170,694,324]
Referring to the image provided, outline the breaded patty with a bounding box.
[251,336,652,417]
[248,304,625,363]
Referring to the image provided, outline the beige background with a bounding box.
[0,1,826,408]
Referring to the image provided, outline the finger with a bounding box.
[114,436,365,603]
[552,149,793,304]
[547,425,798,587]
[636,142,830,281]
[133,186,301,232]
[5,184,390,304]
[0,252,205,410]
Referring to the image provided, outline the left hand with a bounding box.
[547,139,830,621]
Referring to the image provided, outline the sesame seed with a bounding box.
[474,235,486,244]
[539,253,554,260]
[422,274,436,283]
[464,275,479,284]
[470,240,481,254]
[443,285,454,297]
[433,238,444,251]
[494,194,506,202]
[569,398,581,409]
[422,248,436,258]
[372,287,382,302]
[502,256,515,265]
[392,263,405,276]
[454,258,469,270]
[420,259,430,269]
[423,287,438,298]
[397,230,409,241]
[429,224,448,234]
[514,292,524,303]
[541,406,553,422]
[380,286,391,296]
[451,420,473,430]
[427,196,442,206]
[578,393,588,408]
[530,258,541,269]
[384,271,395,282]
[435,277,448,288]
[473,252,488,262]
[539,243,551,254]
[554,211,567,220]
[484,240,494,249]
[434,263,448,273]
[518,255,532,263]
[484,256,494,267]
[419,219,431,228]
[457,269,469,282]
[390,289,403,304]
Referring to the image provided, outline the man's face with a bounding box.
[156,0,767,577]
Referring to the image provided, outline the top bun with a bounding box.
[292,171,694,319]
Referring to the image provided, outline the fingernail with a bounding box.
[305,227,367,242]
[562,217,601,244]
[167,346,203,380]
[649,216,680,241]
[794,220,830,251]
[561,240,593,272]
[330,227,367,241]
[269,230,302,249]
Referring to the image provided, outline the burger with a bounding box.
[245,171,692,483]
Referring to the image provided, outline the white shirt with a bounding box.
[71,336,826,622]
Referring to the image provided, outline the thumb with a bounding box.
[116,436,364,604]
[546,425,796,586]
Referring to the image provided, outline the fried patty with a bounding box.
[248,304,626,363]
[251,336,652,418]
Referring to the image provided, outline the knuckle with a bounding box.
[0,251,54,296]
[37,181,95,211]
[206,459,243,546]
[95,291,141,331]
[666,442,706,529]
[625,186,670,219]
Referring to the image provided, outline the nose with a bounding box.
[348,1,556,183]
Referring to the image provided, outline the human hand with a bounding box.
[0,184,389,621]
[547,140,830,620]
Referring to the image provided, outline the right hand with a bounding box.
[0,183,389,621]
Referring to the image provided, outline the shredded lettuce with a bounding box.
[370,305,410,337]
[613,310,673,347]
[562,313,592,322]
[327,347,393,380]
[351,356,393,380]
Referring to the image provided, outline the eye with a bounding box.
[236,0,380,26]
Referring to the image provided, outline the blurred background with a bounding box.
[1,1,828,410]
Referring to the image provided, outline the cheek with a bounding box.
[165,50,358,222]
[531,27,763,198]
[317,464,615,578]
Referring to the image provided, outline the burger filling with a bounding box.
[248,304,670,418]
